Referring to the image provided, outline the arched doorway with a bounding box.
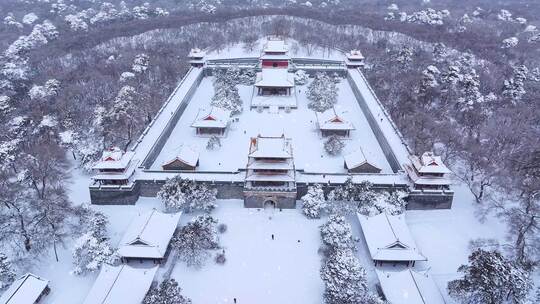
[263,200,276,209]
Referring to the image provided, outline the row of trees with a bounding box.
[301,179,408,219]
[319,215,382,304]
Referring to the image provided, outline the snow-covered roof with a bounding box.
[255,69,295,88]
[117,209,181,259]
[316,108,355,131]
[346,50,365,60]
[263,39,288,54]
[248,135,293,159]
[188,48,206,58]
[162,146,199,168]
[83,264,158,304]
[358,213,426,262]
[247,159,294,170]
[410,152,451,174]
[344,148,380,171]
[260,54,290,60]
[376,269,446,304]
[92,160,137,181]
[0,273,49,304]
[191,107,231,129]
[245,173,296,182]
[93,147,134,170]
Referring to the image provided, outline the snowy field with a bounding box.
[151,76,393,174]
[171,200,325,304]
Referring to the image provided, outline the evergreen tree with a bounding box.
[321,249,375,304]
[206,135,221,150]
[294,70,309,85]
[211,71,243,114]
[448,249,532,304]
[157,176,217,213]
[371,190,408,216]
[72,209,117,275]
[143,279,191,304]
[301,184,326,219]
[328,179,377,215]
[320,215,354,250]
[323,135,344,156]
[174,215,219,268]
[307,73,338,112]
[0,253,15,289]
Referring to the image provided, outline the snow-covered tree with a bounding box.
[324,135,344,156]
[143,279,191,304]
[206,135,221,150]
[497,9,513,22]
[65,14,88,31]
[307,73,338,112]
[174,215,219,268]
[0,96,13,117]
[301,184,326,219]
[211,72,242,114]
[157,176,217,213]
[393,47,413,69]
[321,249,379,304]
[0,253,16,290]
[90,3,121,24]
[29,79,60,101]
[503,65,528,103]
[3,13,22,29]
[294,70,309,85]
[419,65,440,94]
[448,249,532,304]
[22,13,39,25]
[132,54,149,73]
[502,37,519,48]
[104,85,142,150]
[373,190,408,215]
[328,179,377,215]
[72,209,116,275]
[320,214,354,250]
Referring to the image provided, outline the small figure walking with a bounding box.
[271,234,275,240]
[234,298,237,303]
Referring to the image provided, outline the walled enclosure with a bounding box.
[89,59,453,210]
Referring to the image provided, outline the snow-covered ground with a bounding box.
[172,200,325,304]
[406,182,509,303]
[207,38,345,61]
[23,162,514,304]
[151,76,393,174]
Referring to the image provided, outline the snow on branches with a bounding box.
[319,213,383,303]
[448,249,532,304]
[132,54,149,73]
[157,176,217,213]
[72,208,117,275]
[324,135,344,156]
[143,279,192,304]
[0,253,16,290]
[173,214,220,268]
[301,184,326,219]
[320,245,382,304]
[503,64,529,103]
[320,214,354,250]
[307,72,338,112]
[294,70,309,85]
[211,70,243,114]
[28,79,60,101]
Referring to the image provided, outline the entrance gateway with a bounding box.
[264,200,276,209]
